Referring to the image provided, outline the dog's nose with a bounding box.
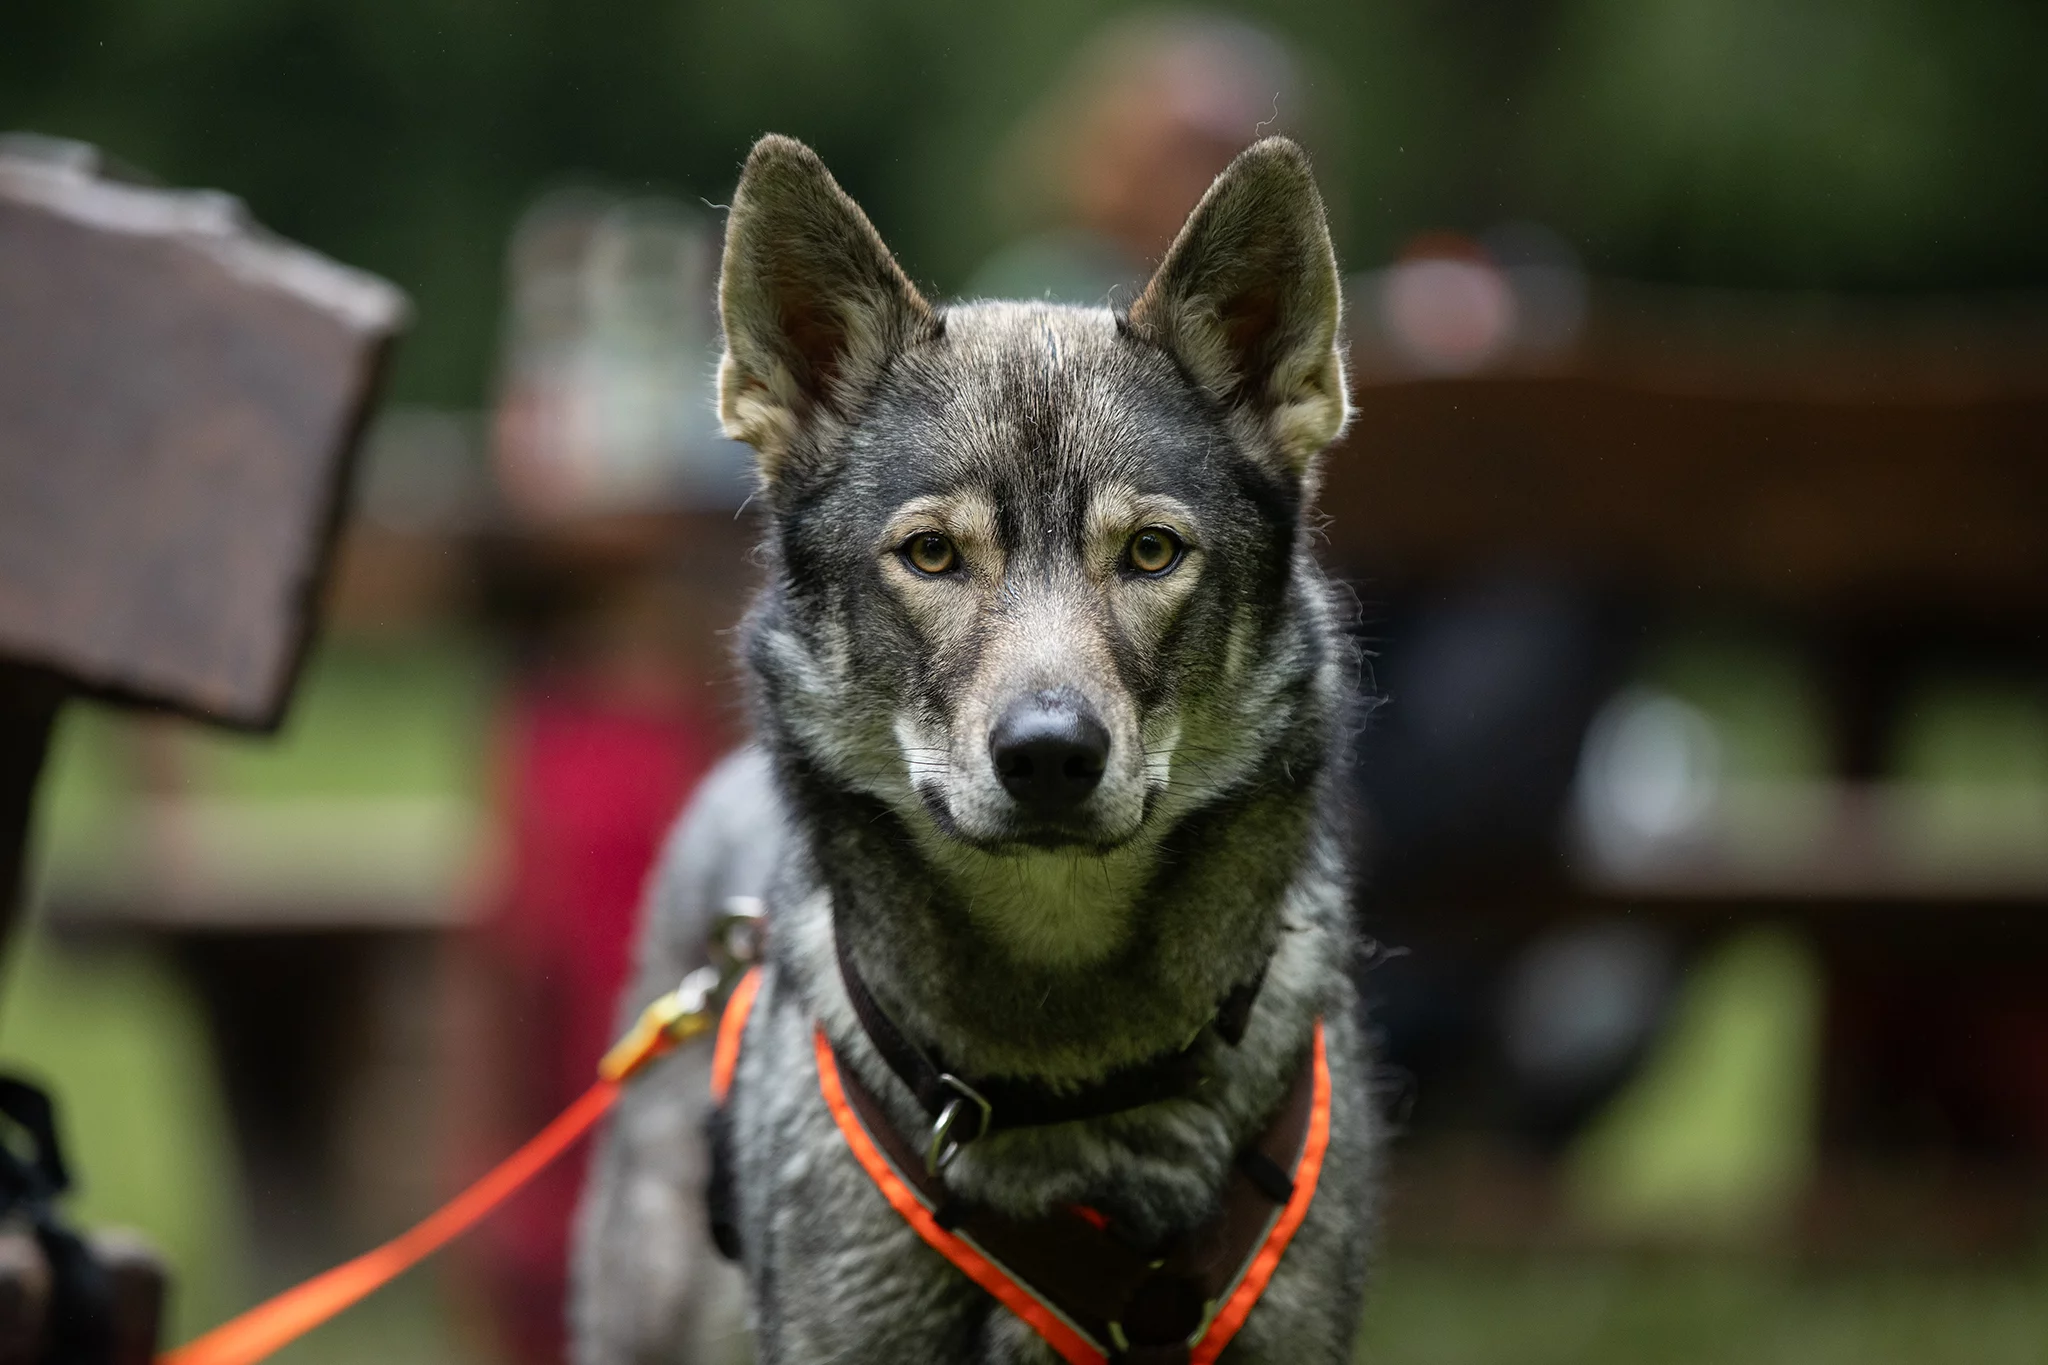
[990,696,1110,814]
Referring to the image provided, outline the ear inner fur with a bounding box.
[717,134,938,482]
[1128,137,1350,475]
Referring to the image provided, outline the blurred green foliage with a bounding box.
[6,0,2044,408]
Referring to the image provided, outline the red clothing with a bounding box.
[469,680,719,1364]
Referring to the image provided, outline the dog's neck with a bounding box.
[774,736,1340,1086]
[916,832,1162,968]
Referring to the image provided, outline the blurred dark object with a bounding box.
[1360,576,1631,884]
[1494,921,1678,1150]
[90,1236,165,1365]
[1354,576,1668,1149]
[0,135,404,1361]
[1826,963,2048,1163]
[0,672,62,946]
[0,1078,166,1365]
[1340,282,2048,1199]
[0,1230,51,1365]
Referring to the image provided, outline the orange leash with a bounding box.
[159,1080,621,1365]
[159,963,753,1365]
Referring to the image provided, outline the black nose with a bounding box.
[990,695,1110,814]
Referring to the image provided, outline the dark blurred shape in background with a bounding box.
[4,3,2048,1363]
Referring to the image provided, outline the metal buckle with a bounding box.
[599,963,723,1080]
[1104,1298,1217,1357]
[673,962,724,1018]
[596,901,764,1084]
[924,1074,993,1175]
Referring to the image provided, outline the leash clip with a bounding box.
[599,901,769,1083]
[600,965,723,1081]
[925,1074,993,1175]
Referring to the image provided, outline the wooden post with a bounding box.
[0,666,61,935]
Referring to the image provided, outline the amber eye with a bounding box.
[902,532,959,576]
[1125,527,1183,576]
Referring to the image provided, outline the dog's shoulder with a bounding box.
[626,745,793,1011]
[662,744,790,902]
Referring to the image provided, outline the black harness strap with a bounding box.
[833,924,1270,1153]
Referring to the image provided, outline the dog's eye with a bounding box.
[902,532,960,576]
[1124,527,1183,576]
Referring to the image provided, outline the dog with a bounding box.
[572,133,1376,1365]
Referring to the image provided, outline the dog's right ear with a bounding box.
[717,135,937,482]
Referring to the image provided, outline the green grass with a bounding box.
[1361,1252,2048,1365]
[257,1248,2048,1365]
[257,1270,494,1365]
[0,932,249,1343]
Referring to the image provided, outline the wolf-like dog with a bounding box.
[572,133,1376,1364]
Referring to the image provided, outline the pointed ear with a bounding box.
[717,135,938,480]
[1127,138,1349,474]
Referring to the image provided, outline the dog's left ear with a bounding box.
[1128,138,1349,474]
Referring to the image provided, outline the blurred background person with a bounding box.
[969,12,1310,305]
[449,187,747,1365]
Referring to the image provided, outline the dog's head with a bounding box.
[723,134,1347,929]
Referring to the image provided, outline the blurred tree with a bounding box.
[1520,0,2048,287]
[5,0,2042,408]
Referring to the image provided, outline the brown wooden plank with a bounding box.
[0,142,406,729]
[1322,376,2048,614]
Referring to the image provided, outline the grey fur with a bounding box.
[574,135,1376,1365]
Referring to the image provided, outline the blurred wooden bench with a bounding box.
[1324,284,2048,923]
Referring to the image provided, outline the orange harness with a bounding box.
[714,969,1333,1365]
[165,960,1324,1365]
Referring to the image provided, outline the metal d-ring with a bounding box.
[713,899,766,969]
[1105,1297,1218,1356]
[924,1074,993,1175]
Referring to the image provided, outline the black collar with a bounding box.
[833,921,1268,1173]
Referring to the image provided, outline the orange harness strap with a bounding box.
[812,1021,1333,1365]
[1196,1023,1332,1364]
[712,967,763,1103]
